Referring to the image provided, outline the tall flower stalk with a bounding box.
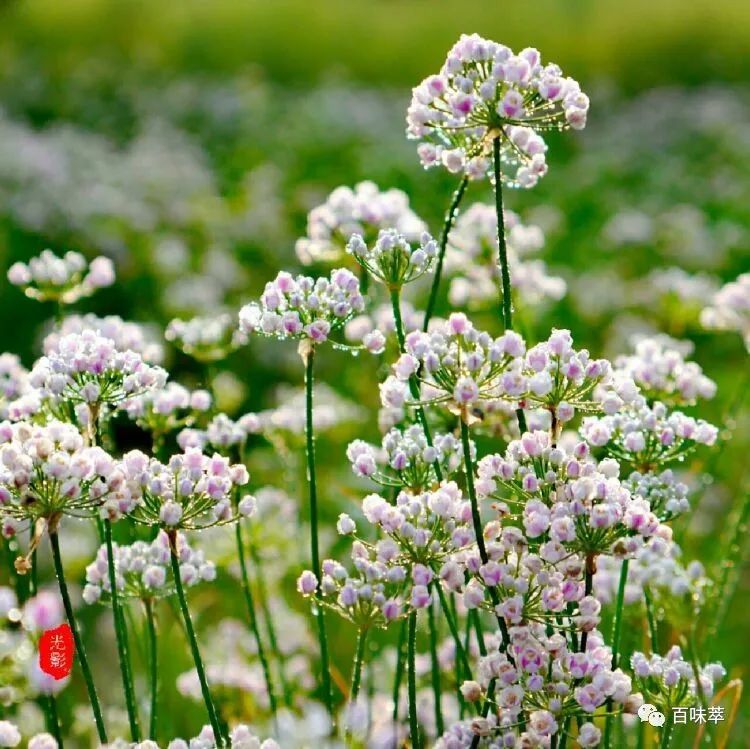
[235,517,278,724]
[144,598,159,740]
[423,175,469,330]
[304,346,335,720]
[492,137,514,332]
[168,530,226,746]
[103,518,141,741]
[49,527,108,744]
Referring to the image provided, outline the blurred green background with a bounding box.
[0,1,749,746]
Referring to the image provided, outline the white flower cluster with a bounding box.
[383,315,637,418]
[346,229,438,287]
[83,530,215,604]
[0,420,138,530]
[445,203,565,308]
[123,383,212,442]
[7,250,114,304]
[407,34,589,186]
[29,331,167,408]
[347,425,464,492]
[632,646,726,708]
[124,448,251,530]
[581,401,718,470]
[44,314,164,364]
[701,272,750,351]
[166,314,248,362]
[239,269,365,345]
[178,412,250,452]
[295,181,426,265]
[298,540,408,629]
[613,336,716,405]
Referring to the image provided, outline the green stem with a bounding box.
[304,348,335,722]
[45,695,63,748]
[407,611,421,749]
[346,628,368,743]
[104,519,141,741]
[49,529,108,744]
[611,559,629,668]
[492,136,513,332]
[249,542,292,707]
[644,588,659,653]
[459,417,511,650]
[427,589,444,736]
[434,583,473,678]
[392,617,408,745]
[390,286,443,483]
[168,532,225,746]
[605,559,629,748]
[144,599,158,740]
[659,720,673,749]
[235,520,278,722]
[423,175,469,331]
[579,564,594,654]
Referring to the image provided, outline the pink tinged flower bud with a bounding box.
[363,330,386,354]
[297,570,318,595]
[7,262,31,285]
[336,513,356,535]
[238,495,257,517]
[463,580,485,609]
[499,89,524,119]
[143,565,166,589]
[460,680,483,702]
[411,585,431,609]
[160,501,183,527]
[382,599,401,621]
[454,376,479,404]
[412,564,433,586]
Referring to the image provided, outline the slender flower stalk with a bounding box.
[389,286,444,483]
[49,528,108,744]
[167,531,225,746]
[407,610,421,749]
[493,137,514,332]
[250,542,292,707]
[345,628,368,745]
[46,695,63,748]
[427,589,445,736]
[235,519,278,723]
[144,599,159,741]
[304,347,335,722]
[423,175,469,330]
[605,559,630,748]
[392,616,407,746]
[644,588,659,652]
[104,519,141,741]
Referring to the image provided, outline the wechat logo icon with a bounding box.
[638,703,666,727]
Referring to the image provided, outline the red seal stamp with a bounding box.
[39,623,74,680]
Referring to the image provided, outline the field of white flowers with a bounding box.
[0,7,748,749]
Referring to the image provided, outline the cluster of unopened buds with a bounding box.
[29,330,167,409]
[166,314,248,362]
[239,269,367,346]
[298,538,408,629]
[123,383,212,445]
[613,336,717,406]
[700,272,750,350]
[44,313,164,364]
[178,412,251,453]
[632,646,726,713]
[0,420,137,533]
[347,424,465,491]
[83,530,215,604]
[407,34,589,186]
[7,249,114,303]
[581,400,718,470]
[346,229,438,288]
[123,448,253,530]
[295,181,426,265]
